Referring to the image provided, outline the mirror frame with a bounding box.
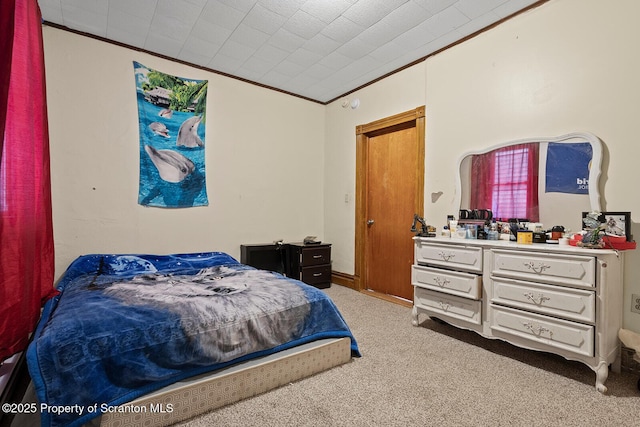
[454,132,603,218]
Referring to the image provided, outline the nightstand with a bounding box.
[240,243,287,274]
[287,242,332,289]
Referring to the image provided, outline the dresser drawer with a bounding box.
[491,305,594,357]
[412,265,482,300]
[491,250,596,288]
[301,265,331,285]
[491,277,595,323]
[415,241,482,273]
[414,287,481,325]
[300,246,331,266]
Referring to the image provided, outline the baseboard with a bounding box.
[331,271,356,290]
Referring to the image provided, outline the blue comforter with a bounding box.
[27,252,360,427]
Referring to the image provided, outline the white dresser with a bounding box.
[411,237,625,393]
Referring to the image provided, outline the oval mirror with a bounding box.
[455,132,603,233]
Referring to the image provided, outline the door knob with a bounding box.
[367,219,375,225]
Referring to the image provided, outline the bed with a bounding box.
[26,252,360,427]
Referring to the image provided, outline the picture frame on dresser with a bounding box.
[582,211,632,241]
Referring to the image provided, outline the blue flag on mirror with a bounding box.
[545,142,592,194]
[133,61,208,208]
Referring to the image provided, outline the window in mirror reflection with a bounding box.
[470,143,539,222]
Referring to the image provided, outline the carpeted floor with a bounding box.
[176,284,639,427]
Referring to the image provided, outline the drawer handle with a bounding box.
[438,251,455,262]
[433,277,450,287]
[523,261,550,274]
[312,255,323,259]
[438,301,450,311]
[313,273,323,277]
[523,322,553,337]
[524,292,550,305]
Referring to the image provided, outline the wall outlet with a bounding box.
[632,294,640,314]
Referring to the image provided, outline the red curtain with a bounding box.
[470,143,539,222]
[0,0,56,362]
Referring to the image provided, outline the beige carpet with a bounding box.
[176,284,639,427]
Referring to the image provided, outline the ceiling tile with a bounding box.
[304,62,336,80]
[318,51,353,71]
[148,0,204,43]
[392,20,437,51]
[321,16,365,44]
[217,39,256,63]
[413,0,458,15]
[144,32,184,58]
[178,48,215,67]
[369,41,406,62]
[216,0,258,14]
[200,1,246,31]
[257,0,306,19]
[106,9,151,45]
[301,0,353,24]
[108,0,158,20]
[303,33,342,56]
[241,55,275,75]
[207,52,244,74]
[343,0,410,27]
[253,43,290,64]
[181,34,223,58]
[191,20,233,44]
[243,3,287,35]
[272,60,306,78]
[286,48,323,69]
[282,10,326,40]
[423,5,471,37]
[228,23,270,49]
[336,36,376,60]
[59,0,109,36]
[454,0,509,19]
[268,28,306,53]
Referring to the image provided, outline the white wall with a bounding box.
[422,0,640,330]
[43,27,325,280]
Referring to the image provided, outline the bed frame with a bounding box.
[95,337,352,426]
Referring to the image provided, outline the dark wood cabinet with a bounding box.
[287,242,332,289]
[240,243,287,274]
[240,242,332,288]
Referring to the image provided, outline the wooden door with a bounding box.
[355,107,425,304]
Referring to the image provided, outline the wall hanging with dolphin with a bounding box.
[133,61,209,208]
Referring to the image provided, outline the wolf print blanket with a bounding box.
[27,252,359,427]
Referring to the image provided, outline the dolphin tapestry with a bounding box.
[133,61,208,208]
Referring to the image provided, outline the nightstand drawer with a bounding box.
[301,265,331,284]
[300,246,331,266]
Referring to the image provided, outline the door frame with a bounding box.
[354,106,425,297]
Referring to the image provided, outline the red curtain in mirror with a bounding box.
[470,143,539,222]
[0,0,56,362]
